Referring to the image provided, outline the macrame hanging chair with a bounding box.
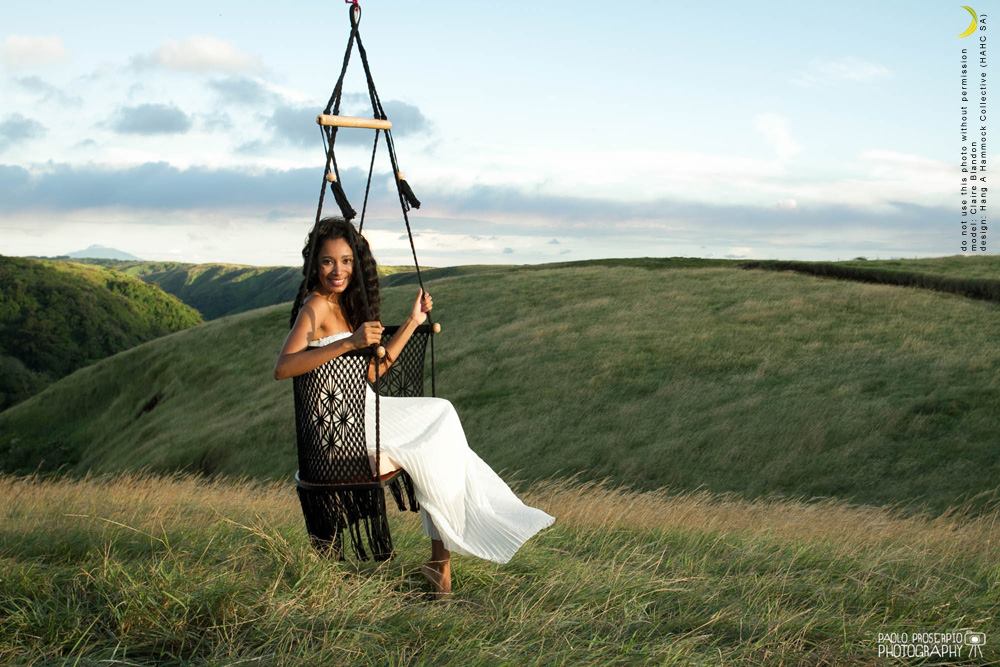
[292,0,441,563]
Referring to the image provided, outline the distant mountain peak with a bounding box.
[66,245,142,261]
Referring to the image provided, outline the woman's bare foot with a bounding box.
[420,560,451,597]
[422,538,452,597]
[420,559,452,597]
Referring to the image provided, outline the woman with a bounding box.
[274,217,555,597]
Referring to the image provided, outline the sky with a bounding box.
[0,1,991,267]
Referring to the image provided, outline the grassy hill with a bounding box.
[840,254,1000,280]
[62,253,997,323]
[741,254,1000,304]
[1,470,996,664]
[1,257,998,517]
[0,256,202,412]
[69,258,426,320]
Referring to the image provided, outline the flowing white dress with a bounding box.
[308,331,555,565]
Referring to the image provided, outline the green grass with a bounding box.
[1,258,998,518]
[1,471,996,665]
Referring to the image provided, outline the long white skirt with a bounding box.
[363,381,555,564]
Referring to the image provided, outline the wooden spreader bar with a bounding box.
[316,114,392,130]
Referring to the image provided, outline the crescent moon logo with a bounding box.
[959,5,978,38]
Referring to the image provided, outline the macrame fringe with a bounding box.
[297,485,393,561]
[296,473,419,562]
[388,470,421,513]
[398,177,421,211]
[330,179,357,220]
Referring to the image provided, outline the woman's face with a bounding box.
[317,237,353,296]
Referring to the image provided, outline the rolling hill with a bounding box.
[68,258,428,319]
[1,257,997,517]
[0,256,202,412]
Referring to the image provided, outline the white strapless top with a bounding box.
[307,331,352,347]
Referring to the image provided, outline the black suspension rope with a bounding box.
[302,125,336,296]
[306,120,385,477]
[320,123,356,221]
[346,4,436,396]
[358,129,381,233]
[342,225,383,476]
[307,2,438,397]
[349,11,428,292]
[321,4,361,221]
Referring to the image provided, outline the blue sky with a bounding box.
[0,1,987,266]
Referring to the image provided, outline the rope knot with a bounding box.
[345,0,361,26]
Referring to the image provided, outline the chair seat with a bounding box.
[295,468,402,490]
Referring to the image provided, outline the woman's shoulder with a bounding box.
[301,291,332,313]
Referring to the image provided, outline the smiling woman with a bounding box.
[273,216,555,598]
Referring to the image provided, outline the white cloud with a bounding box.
[408,143,952,218]
[857,149,949,173]
[136,36,261,73]
[1,35,68,68]
[791,56,890,87]
[753,113,801,161]
[742,149,951,212]
[407,142,790,207]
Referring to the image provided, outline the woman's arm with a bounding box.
[366,288,433,383]
[275,338,357,380]
[273,298,358,380]
[366,315,418,383]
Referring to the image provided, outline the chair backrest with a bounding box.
[375,323,433,397]
[293,350,375,485]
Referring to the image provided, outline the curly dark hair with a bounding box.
[288,216,381,330]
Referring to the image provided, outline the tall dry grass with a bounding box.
[2,471,997,665]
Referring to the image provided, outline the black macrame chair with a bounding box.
[376,323,435,398]
[292,1,441,562]
[293,348,411,562]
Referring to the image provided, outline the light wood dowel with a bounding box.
[316,114,392,130]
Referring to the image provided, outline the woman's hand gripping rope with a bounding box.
[411,288,433,325]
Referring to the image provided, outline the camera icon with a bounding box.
[967,632,986,646]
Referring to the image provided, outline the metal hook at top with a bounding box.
[345,0,361,27]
